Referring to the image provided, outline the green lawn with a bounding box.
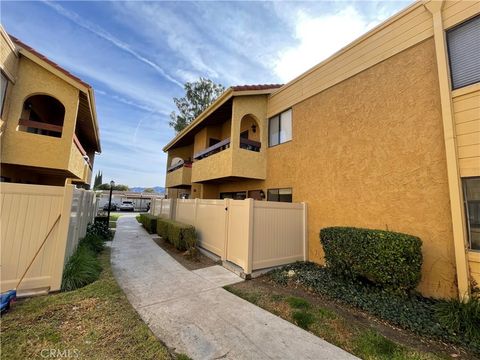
[1,250,178,360]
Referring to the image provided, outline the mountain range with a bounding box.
[130,186,165,193]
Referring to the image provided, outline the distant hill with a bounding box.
[130,186,165,193]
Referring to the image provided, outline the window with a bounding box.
[447,15,480,89]
[220,191,247,200]
[269,109,292,146]
[267,188,292,202]
[1,72,8,117]
[463,177,480,250]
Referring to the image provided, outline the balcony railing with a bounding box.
[18,118,63,136]
[73,134,92,169]
[167,161,193,173]
[193,137,261,161]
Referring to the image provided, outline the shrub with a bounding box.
[292,310,314,330]
[88,221,113,241]
[81,233,105,254]
[138,213,158,234]
[156,218,196,251]
[320,227,422,292]
[271,262,480,354]
[61,244,102,291]
[435,297,480,345]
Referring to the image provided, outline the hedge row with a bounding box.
[156,218,196,251]
[320,227,422,292]
[138,213,158,234]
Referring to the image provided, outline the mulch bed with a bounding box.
[151,236,218,270]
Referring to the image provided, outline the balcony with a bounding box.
[165,161,193,188]
[68,134,92,182]
[192,137,265,182]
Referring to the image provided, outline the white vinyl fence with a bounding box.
[1,183,97,293]
[151,198,307,275]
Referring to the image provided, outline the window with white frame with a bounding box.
[447,15,480,89]
[269,109,292,147]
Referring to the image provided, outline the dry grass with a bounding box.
[225,286,447,360]
[0,249,179,360]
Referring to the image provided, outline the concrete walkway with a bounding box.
[111,215,357,360]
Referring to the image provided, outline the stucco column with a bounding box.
[425,0,470,299]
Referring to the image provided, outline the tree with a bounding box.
[169,78,225,133]
[143,188,155,193]
[96,183,129,191]
[93,170,102,189]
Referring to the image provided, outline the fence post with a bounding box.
[222,198,230,261]
[193,198,199,228]
[170,198,176,220]
[302,202,308,261]
[51,184,74,291]
[245,199,254,275]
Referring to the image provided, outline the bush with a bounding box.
[81,233,105,253]
[88,221,113,241]
[61,244,102,291]
[435,297,480,345]
[156,218,196,251]
[271,262,480,354]
[320,227,422,292]
[138,213,158,234]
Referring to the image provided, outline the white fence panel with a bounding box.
[1,183,97,293]
[252,201,306,270]
[195,199,226,257]
[175,199,196,225]
[160,199,172,218]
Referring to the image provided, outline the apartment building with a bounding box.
[0,26,101,187]
[163,1,479,299]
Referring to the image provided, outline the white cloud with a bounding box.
[42,0,183,88]
[274,6,380,82]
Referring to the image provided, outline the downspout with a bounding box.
[424,0,470,299]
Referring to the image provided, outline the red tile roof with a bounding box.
[232,84,283,91]
[9,34,91,89]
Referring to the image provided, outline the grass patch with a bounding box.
[225,283,445,360]
[292,310,315,329]
[109,214,121,222]
[61,245,102,292]
[287,296,310,309]
[135,215,141,223]
[1,250,174,360]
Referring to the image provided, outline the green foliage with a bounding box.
[320,227,422,292]
[93,170,103,189]
[61,245,101,291]
[292,310,315,330]
[143,188,155,193]
[88,220,113,241]
[138,213,158,234]
[169,78,225,132]
[81,233,105,253]
[156,218,196,251]
[435,297,480,344]
[271,262,480,354]
[354,331,399,359]
[287,296,310,310]
[96,183,129,191]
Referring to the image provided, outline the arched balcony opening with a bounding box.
[18,94,65,138]
[239,114,261,152]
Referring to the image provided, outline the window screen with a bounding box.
[269,109,292,146]
[267,188,292,202]
[447,15,480,89]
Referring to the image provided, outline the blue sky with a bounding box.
[2,0,411,187]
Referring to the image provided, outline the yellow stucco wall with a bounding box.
[165,166,192,188]
[1,56,79,172]
[0,29,18,129]
[189,39,457,298]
